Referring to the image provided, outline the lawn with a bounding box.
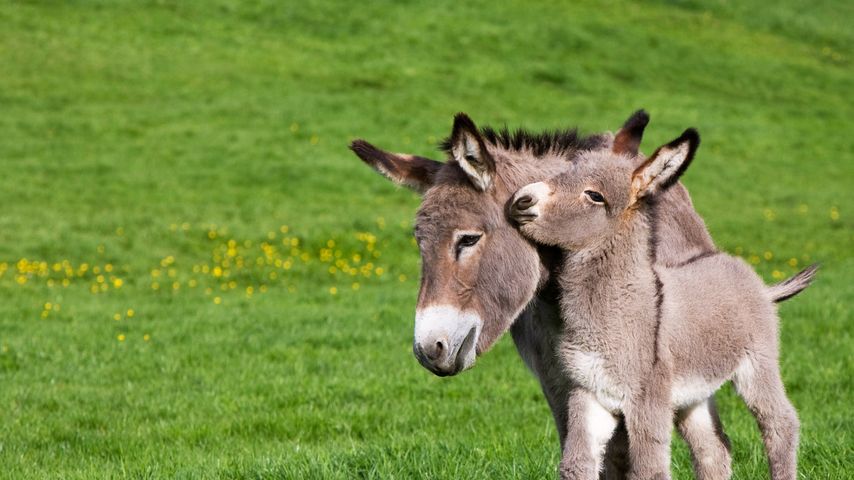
[0,0,851,478]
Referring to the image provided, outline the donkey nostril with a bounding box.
[426,339,446,361]
[515,195,535,210]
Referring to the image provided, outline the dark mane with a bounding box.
[440,125,607,158]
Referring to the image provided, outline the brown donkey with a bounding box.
[510,123,816,480]
[350,111,740,478]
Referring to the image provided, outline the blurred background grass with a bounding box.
[0,0,850,478]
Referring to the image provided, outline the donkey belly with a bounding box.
[671,375,728,409]
[570,348,731,412]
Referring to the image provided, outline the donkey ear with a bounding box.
[349,140,442,194]
[631,128,700,201]
[449,113,495,191]
[613,109,650,156]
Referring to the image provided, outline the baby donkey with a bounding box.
[509,118,816,480]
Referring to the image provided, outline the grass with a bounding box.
[0,0,851,478]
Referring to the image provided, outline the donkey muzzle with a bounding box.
[413,305,482,376]
[509,182,550,225]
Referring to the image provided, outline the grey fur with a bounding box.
[510,126,812,480]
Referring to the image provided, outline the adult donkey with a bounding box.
[349,111,731,479]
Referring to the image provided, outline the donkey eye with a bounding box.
[455,234,482,258]
[584,190,605,204]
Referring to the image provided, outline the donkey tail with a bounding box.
[767,263,820,303]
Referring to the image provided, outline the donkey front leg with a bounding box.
[624,376,674,480]
[560,389,620,480]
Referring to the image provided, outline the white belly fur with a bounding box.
[568,350,727,412]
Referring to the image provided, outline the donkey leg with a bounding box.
[733,356,799,480]
[676,397,732,480]
[625,371,673,480]
[560,389,619,480]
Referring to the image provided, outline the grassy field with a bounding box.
[0,0,851,478]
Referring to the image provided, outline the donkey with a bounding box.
[350,111,737,478]
[509,124,817,480]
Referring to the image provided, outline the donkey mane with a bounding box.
[440,125,607,158]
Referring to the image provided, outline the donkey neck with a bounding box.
[559,203,659,332]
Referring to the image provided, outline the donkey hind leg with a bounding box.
[676,397,732,480]
[733,356,799,480]
[560,389,619,480]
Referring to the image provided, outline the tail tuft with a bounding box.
[768,263,819,303]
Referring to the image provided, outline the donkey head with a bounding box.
[509,111,700,251]
[351,114,605,376]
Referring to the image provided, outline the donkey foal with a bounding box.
[509,125,815,480]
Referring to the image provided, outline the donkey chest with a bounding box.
[564,348,630,413]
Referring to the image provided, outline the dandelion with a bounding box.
[310,134,319,145]
[830,207,840,221]
[763,251,773,260]
[375,267,384,276]
[151,282,160,290]
[772,270,784,279]
[352,282,360,290]
[749,255,760,265]
[143,334,151,342]
[399,274,407,282]
[116,227,125,236]
[289,122,299,133]
[246,286,254,296]
[763,209,775,221]
[113,278,123,288]
[105,264,113,272]
[172,282,180,291]
[127,309,135,318]
[788,258,798,267]
[44,302,52,311]
[213,296,222,305]
[280,225,289,234]
[259,285,268,293]
[329,286,338,295]
[117,334,126,342]
[113,313,121,321]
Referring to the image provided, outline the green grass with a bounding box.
[0,0,851,478]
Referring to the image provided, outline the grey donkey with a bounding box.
[509,118,817,480]
[351,110,746,479]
